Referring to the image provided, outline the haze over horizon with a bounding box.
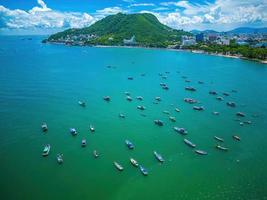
[0,0,266,35]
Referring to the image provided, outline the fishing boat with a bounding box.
[89,125,95,132]
[155,96,161,101]
[193,106,204,111]
[137,105,146,110]
[154,120,164,126]
[41,122,48,132]
[169,116,176,122]
[139,165,148,176]
[81,139,86,147]
[212,111,220,115]
[154,151,164,162]
[162,85,169,90]
[185,86,196,91]
[236,112,245,117]
[214,136,224,142]
[125,140,134,149]
[222,92,230,96]
[136,96,143,101]
[126,96,132,101]
[125,91,130,95]
[119,113,125,118]
[42,144,50,156]
[163,110,170,115]
[184,98,197,104]
[103,96,111,102]
[174,127,188,135]
[184,139,196,148]
[209,91,217,95]
[216,145,228,151]
[244,120,252,124]
[56,154,63,164]
[233,135,241,141]
[226,102,236,107]
[78,101,86,107]
[175,108,180,112]
[195,150,208,155]
[114,161,123,171]
[130,158,138,167]
[216,96,224,101]
[128,77,134,80]
[93,150,99,158]
[70,128,77,136]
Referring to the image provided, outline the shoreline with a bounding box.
[46,42,267,64]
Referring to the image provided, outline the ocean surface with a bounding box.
[0,36,267,200]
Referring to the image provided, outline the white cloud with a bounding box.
[129,3,155,7]
[0,0,95,30]
[95,7,125,16]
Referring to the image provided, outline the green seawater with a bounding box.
[0,36,267,200]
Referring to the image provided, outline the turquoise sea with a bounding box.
[0,36,267,200]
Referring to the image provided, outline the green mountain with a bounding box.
[46,13,191,48]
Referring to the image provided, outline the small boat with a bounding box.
[212,111,220,115]
[162,85,169,90]
[162,75,167,79]
[174,127,188,135]
[139,165,148,176]
[236,112,245,117]
[193,106,204,111]
[42,144,51,156]
[184,139,196,148]
[125,91,130,95]
[126,96,132,101]
[154,120,164,126]
[103,96,111,102]
[137,105,146,110]
[222,92,230,96]
[214,136,224,142]
[81,139,86,147]
[130,158,138,167]
[154,151,164,162]
[226,102,236,107]
[56,154,63,164]
[119,113,125,118]
[185,86,196,91]
[233,135,241,141]
[70,128,77,136]
[209,91,217,95]
[185,80,191,83]
[128,77,134,80]
[244,120,252,124]
[125,140,134,149]
[163,110,170,114]
[175,108,180,112]
[216,96,224,101]
[89,125,95,132]
[114,161,123,171]
[216,145,228,151]
[182,76,187,79]
[136,96,143,101]
[78,101,86,107]
[93,150,99,158]
[184,98,197,104]
[155,96,161,101]
[195,150,208,155]
[169,116,176,122]
[159,83,165,86]
[41,123,48,132]
[198,81,204,84]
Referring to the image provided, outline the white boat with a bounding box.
[154,120,164,126]
[81,139,86,147]
[195,150,208,155]
[103,96,111,101]
[126,96,132,101]
[78,101,86,107]
[90,125,95,132]
[70,128,77,136]
[184,139,196,148]
[154,151,164,162]
[175,108,180,112]
[130,158,138,167]
[137,105,146,110]
[139,165,148,176]
[42,144,50,156]
[41,123,48,132]
[214,136,224,142]
[57,154,63,164]
[216,145,228,151]
[119,113,125,118]
[169,116,176,122]
[155,96,161,101]
[174,127,188,135]
[136,96,143,100]
[93,150,99,158]
[233,135,241,141]
[114,161,123,171]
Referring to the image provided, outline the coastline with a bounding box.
[45,41,267,64]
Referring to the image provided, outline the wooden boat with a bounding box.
[56,154,63,164]
[139,165,148,176]
[214,136,224,142]
[70,128,77,136]
[216,145,228,151]
[174,127,188,135]
[78,101,86,107]
[169,116,176,122]
[233,135,241,141]
[184,139,196,148]
[125,140,134,149]
[93,150,99,158]
[130,158,138,167]
[114,161,123,171]
[195,150,208,155]
[81,139,86,147]
[41,123,48,132]
[103,96,111,102]
[154,120,164,126]
[154,151,164,162]
[42,144,50,156]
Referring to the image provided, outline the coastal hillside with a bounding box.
[45,13,191,47]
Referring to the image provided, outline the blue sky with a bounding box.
[0,0,266,34]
